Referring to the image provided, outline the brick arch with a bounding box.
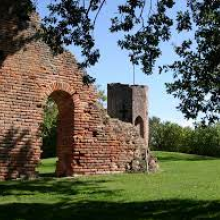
[43,88,76,177]
[44,82,75,99]
[41,82,81,109]
[135,116,145,139]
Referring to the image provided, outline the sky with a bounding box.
[37,1,194,127]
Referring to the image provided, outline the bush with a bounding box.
[149,117,220,157]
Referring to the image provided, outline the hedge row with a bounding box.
[149,117,220,157]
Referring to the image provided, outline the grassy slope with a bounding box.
[1,152,220,220]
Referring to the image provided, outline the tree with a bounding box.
[5,0,220,124]
[164,1,220,125]
[96,85,107,108]
[149,117,184,152]
[149,116,220,157]
[149,117,162,149]
[8,0,175,71]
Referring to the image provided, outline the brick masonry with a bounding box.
[0,7,148,180]
[107,83,148,144]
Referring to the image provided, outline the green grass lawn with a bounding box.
[1,152,220,220]
[36,157,57,177]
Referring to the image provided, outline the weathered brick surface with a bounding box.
[0,10,148,180]
[108,83,148,143]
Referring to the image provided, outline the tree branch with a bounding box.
[93,0,106,26]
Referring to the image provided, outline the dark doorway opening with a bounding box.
[38,90,74,177]
[135,116,145,139]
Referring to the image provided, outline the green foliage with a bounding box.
[7,1,220,123]
[42,98,58,158]
[96,85,107,108]
[149,117,220,157]
[4,0,36,21]
[163,1,220,124]
[188,125,220,157]
[40,0,220,123]
[40,0,175,72]
[149,117,184,152]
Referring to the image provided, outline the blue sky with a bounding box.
[37,1,193,127]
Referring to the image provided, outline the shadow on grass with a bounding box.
[39,172,56,178]
[0,199,220,220]
[1,176,220,219]
[0,178,114,197]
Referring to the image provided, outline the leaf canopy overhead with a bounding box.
[6,0,220,124]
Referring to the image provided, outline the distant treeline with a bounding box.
[149,117,220,157]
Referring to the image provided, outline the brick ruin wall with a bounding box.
[0,11,148,180]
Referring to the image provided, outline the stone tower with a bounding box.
[107,83,148,144]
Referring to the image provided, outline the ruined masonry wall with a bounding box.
[108,84,148,144]
[0,12,147,180]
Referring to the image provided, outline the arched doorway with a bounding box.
[40,90,74,177]
[135,116,145,139]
